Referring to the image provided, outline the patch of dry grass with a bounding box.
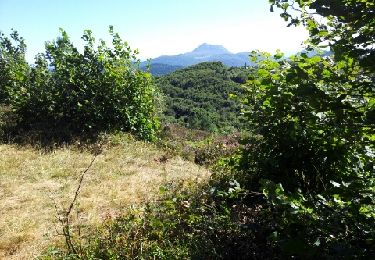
[0,134,210,259]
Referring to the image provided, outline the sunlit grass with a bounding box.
[0,134,210,259]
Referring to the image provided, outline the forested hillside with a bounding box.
[141,63,184,76]
[157,62,248,132]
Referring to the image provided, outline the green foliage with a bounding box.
[243,51,373,192]
[261,177,374,257]
[193,134,240,166]
[0,105,18,141]
[0,29,30,104]
[156,62,247,133]
[1,27,159,141]
[269,0,375,72]
[238,49,374,257]
[228,1,375,255]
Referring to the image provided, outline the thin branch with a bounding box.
[66,155,97,217]
[49,152,99,256]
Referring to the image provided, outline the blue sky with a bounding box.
[0,0,308,62]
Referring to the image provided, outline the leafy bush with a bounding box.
[1,27,159,141]
[243,51,373,190]
[234,48,374,257]
[233,2,375,256]
[0,30,30,104]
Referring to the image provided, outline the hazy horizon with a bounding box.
[0,0,309,63]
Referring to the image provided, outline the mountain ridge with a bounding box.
[188,43,231,56]
[141,43,251,75]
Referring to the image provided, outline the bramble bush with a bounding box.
[0,26,159,141]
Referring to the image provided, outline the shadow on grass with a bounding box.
[0,106,106,153]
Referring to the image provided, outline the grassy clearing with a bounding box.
[0,134,210,259]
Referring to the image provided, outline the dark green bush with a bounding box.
[237,50,374,257]
[241,3,375,256]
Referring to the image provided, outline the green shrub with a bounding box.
[0,30,30,105]
[2,27,159,142]
[237,50,374,257]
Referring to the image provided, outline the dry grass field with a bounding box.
[0,134,210,259]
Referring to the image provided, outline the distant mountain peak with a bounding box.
[190,43,231,55]
[141,43,251,75]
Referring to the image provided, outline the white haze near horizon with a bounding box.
[134,18,309,61]
[0,0,309,63]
